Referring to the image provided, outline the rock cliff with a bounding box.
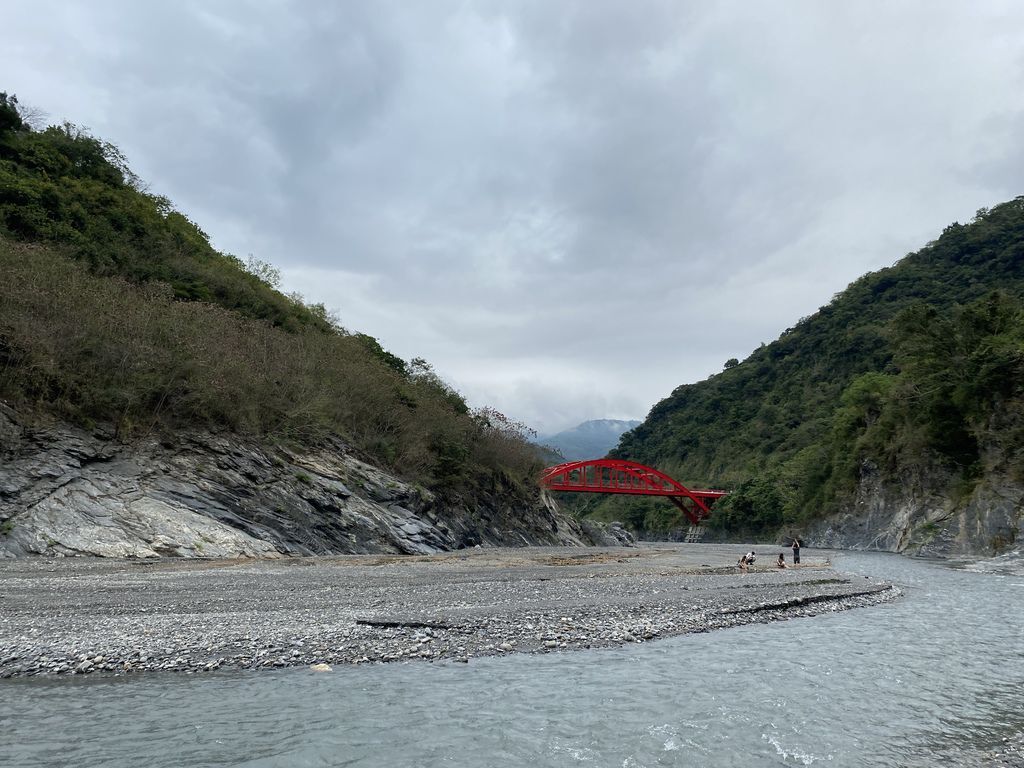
[0,404,589,558]
[804,457,1022,558]
[804,396,1023,558]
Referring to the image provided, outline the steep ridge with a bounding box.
[601,198,1024,555]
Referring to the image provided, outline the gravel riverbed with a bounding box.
[0,543,899,678]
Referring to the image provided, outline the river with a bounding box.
[1,551,1021,767]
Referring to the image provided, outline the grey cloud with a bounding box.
[3,0,1024,433]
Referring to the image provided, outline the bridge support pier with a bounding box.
[667,495,705,526]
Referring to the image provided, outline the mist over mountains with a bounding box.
[536,419,641,462]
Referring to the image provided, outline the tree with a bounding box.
[0,92,25,134]
[245,255,282,288]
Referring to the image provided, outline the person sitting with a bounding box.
[776,553,787,569]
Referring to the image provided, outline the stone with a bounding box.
[309,663,332,672]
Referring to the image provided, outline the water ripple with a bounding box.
[1,553,1022,767]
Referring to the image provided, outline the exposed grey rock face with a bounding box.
[577,519,636,547]
[0,404,589,558]
[803,458,1023,557]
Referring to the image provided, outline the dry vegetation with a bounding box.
[0,240,541,489]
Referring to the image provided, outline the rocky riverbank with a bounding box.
[0,403,623,558]
[0,543,899,678]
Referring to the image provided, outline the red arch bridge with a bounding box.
[539,459,727,525]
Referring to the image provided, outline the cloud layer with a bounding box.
[5,0,1024,431]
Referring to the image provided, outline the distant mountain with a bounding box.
[536,419,641,462]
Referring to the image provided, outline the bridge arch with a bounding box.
[539,459,727,525]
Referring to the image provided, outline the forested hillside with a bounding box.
[597,198,1024,544]
[0,92,539,495]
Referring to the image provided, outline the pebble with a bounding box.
[0,547,900,678]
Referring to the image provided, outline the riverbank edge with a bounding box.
[0,547,903,679]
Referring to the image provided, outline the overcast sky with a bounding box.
[4,1,1023,433]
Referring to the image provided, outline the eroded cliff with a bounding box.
[804,403,1023,557]
[0,404,591,558]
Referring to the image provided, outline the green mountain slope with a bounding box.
[600,198,1024,540]
[0,92,540,495]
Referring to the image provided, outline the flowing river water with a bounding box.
[1,551,1022,767]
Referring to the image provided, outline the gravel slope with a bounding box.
[0,543,899,677]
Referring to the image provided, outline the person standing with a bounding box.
[791,538,801,565]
